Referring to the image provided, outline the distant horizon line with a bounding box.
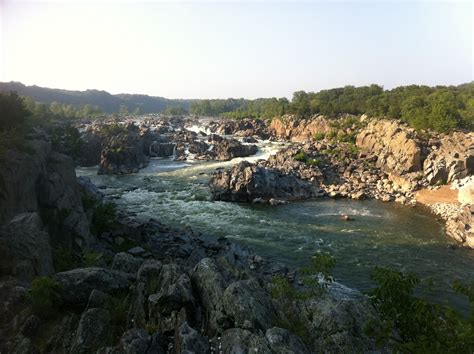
[2,79,472,101]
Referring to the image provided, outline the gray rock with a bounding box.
[127,246,146,256]
[210,161,315,203]
[119,328,151,354]
[222,279,274,331]
[71,308,111,353]
[265,327,310,353]
[0,213,54,282]
[220,328,271,353]
[112,252,144,274]
[87,289,111,309]
[191,258,229,334]
[175,322,210,354]
[54,267,132,304]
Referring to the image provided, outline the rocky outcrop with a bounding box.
[98,124,149,174]
[423,132,474,184]
[210,161,317,202]
[208,134,258,161]
[0,213,54,282]
[269,115,331,142]
[356,119,422,177]
[0,139,91,248]
[209,119,270,140]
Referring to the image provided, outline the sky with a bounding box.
[0,0,472,99]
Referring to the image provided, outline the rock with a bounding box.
[210,161,316,203]
[191,258,228,335]
[220,328,271,353]
[147,264,195,332]
[175,322,210,353]
[77,176,104,201]
[86,289,111,309]
[112,252,144,274]
[265,327,310,353]
[188,140,210,155]
[269,115,331,142]
[127,246,146,256]
[209,119,270,140]
[208,135,258,161]
[0,213,54,282]
[242,136,258,144]
[98,124,149,175]
[20,315,41,337]
[423,132,474,184]
[54,267,132,304]
[356,119,422,178]
[149,142,176,158]
[71,308,111,353]
[118,328,152,354]
[222,279,274,331]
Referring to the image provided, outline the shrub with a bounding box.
[107,292,130,339]
[313,132,326,141]
[293,152,307,162]
[83,251,104,267]
[52,247,81,272]
[366,267,474,352]
[27,277,63,319]
[82,197,117,236]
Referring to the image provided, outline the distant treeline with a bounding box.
[0,81,195,114]
[1,81,472,132]
[189,83,474,132]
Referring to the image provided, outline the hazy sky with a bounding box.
[0,0,472,99]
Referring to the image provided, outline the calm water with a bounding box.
[77,143,474,312]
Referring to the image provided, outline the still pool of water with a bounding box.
[77,153,474,313]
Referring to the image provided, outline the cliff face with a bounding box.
[0,139,91,251]
[356,119,422,177]
[269,115,331,142]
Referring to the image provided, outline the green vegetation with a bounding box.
[270,252,337,342]
[27,277,63,319]
[50,125,83,160]
[106,291,130,339]
[52,247,81,272]
[293,151,321,167]
[82,196,117,236]
[366,267,474,352]
[190,83,473,132]
[163,106,187,116]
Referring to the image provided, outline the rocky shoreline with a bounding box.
[0,135,381,353]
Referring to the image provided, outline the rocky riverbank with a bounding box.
[210,114,473,248]
[0,131,384,353]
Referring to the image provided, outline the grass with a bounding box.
[27,277,63,319]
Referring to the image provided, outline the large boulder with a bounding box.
[222,279,274,331]
[0,213,54,282]
[208,135,258,161]
[423,132,474,184]
[71,308,111,353]
[54,267,132,304]
[356,119,422,176]
[269,115,331,142]
[98,124,149,175]
[210,161,316,202]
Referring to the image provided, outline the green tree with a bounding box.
[0,92,31,131]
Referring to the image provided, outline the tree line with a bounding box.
[188,83,474,132]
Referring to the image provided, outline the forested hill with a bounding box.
[0,81,196,114]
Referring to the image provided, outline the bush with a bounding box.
[0,92,31,132]
[52,247,81,272]
[27,277,63,319]
[82,196,117,236]
[293,152,307,162]
[107,292,130,339]
[313,132,326,141]
[366,267,474,352]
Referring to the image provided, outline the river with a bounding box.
[77,139,474,313]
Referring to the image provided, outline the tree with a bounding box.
[119,104,129,115]
[0,92,31,131]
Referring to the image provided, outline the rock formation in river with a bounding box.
[210,161,317,202]
[98,123,149,174]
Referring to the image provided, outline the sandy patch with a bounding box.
[415,185,459,206]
